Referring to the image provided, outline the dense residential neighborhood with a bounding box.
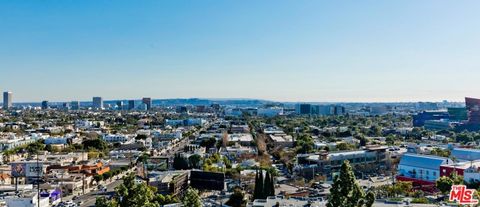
[0,92,480,207]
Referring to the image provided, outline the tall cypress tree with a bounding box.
[258,169,265,199]
[253,169,262,200]
[264,171,272,197]
[269,173,275,196]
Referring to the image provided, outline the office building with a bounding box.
[128,100,135,110]
[334,105,346,115]
[295,103,312,115]
[92,97,103,110]
[466,97,480,125]
[41,101,49,110]
[70,101,80,110]
[448,107,468,121]
[318,105,335,115]
[176,106,188,114]
[142,97,152,110]
[62,102,70,110]
[412,111,449,127]
[415,102,439,111]
[138,103,147,111]
[257,107,283,117]
[424,120,453,131]
[116,101,123,110]
[3,91,12,109]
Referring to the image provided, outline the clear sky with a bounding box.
[1,0,480,102]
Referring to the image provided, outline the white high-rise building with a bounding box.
[3,91,12,109]
[92,97,103,110]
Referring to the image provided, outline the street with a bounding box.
[77,178,124,207]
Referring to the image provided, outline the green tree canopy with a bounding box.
[327,160,375,207]
[226,186,246,207]
[183,187,202,207]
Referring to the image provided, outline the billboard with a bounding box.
[11,163,26,177]
[11,162,44,177]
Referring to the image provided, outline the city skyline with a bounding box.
[0,90,470,105]
[2,1,480,102]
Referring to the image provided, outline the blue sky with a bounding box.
[1,0,480,102]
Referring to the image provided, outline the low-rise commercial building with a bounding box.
[396,153,452,188]
[296,146,388,179]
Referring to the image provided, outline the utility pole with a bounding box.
[82,174,85,195]
[37,152,40,207]
[60,170,64,202]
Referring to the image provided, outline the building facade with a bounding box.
[396,154,452,187]
[466,97,480,125]
[3,91,12,109]
[142,97,152,110]
[92,97,103,110]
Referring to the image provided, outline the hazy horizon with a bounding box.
[1,1,480,102]
[2,96,469,104]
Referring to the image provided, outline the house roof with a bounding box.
[0,173,10,181]
[452,148,480,161]
[399,153,449,170]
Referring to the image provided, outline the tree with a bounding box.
[183,187,202,207]
[189,154,202,169]
[436,176,453,196]
[93,174,103,183]
[264,171,275,197]
[387,181,412,197]
[200,137,217,149]
[336,142,353,151]
[359,136,368,147]
[436,171,464,197]
[430,148,450,158]
[450,171,464,185]
[295,134,314,154]
[253,169,262,200]
[129,183,158,207]
[365,191,375,207]
[269,171,275,196]
[137,153,150,164]
[226,186,246,207]
[96,196,117,207]
[327,160,375,207]
[264,171,272,197]
[26,141,45,154]
[173,154,190,170]
[83,138,108,151]
[258,169,265,199]
[96,173,159,207]
[154,194,179,206]
[222,131,229,148]
[103,171,113,181]
[135,134,148,140]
